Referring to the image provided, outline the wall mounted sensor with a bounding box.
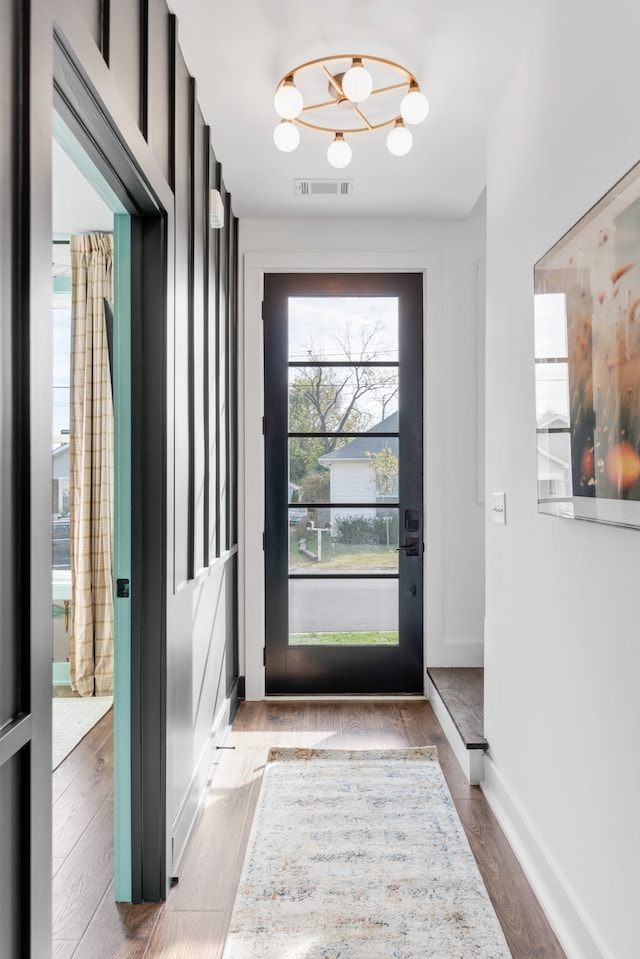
[209,189,225,229]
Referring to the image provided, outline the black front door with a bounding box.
[264,272,424,694]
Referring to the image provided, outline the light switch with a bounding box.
[491,491,506,525]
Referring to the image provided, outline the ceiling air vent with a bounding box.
[294,179,354,198]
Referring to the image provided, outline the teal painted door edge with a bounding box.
[113,214,133,902]
[52,661,70,686]
[54,111,127,215]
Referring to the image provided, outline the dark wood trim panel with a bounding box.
[213,160,222,558]
[229,214,239,548]
[171,42,192,589]
[224,190,232,552]
[207,148,219,562]
[202,125,211,569]
[137,213,169,900]
[139,0,149,140]
[191,100,207,574]
[186,76,196,580]
[167,13,176,191]
[100,0,110,64]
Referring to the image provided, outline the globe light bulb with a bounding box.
[341,58,373,103]
[387,120,413,157]
[400,83,429,125]
[327,133,352,169]
[274,78,304,120]
[273,120,300,153]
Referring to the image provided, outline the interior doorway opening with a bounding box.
[50,111,135,937]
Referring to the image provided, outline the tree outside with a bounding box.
[289,318,398,501]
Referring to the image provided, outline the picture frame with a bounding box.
[534,160,640,529]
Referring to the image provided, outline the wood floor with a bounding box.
[52,701,566,958]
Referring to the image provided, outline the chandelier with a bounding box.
[273,55,429,168]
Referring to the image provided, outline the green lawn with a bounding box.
[290,631,399,646]
[289,531,397,571]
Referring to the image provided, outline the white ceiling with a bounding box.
[169,0,533,220]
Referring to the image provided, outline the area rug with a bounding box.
[222,747,511,959]
[52,696,113,770]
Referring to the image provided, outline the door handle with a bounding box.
[396,537,419,557]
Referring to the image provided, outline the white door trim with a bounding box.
[240,251,443,701]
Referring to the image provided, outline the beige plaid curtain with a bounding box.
[69,233,114,697]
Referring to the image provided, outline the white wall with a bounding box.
[484,3,640,957]
[239,216,486,697]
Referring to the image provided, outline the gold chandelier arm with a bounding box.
[275,54,417,89]
[354,106,374,130]
[321,63,344,98]
[302,98,343,112]
[295,116,398,135]
[368,82,409,97]
[302,82,410,117]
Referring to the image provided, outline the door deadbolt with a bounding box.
[404,508,420,532]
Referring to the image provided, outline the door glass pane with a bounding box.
[289,578,399,646]
[289,507,399,572]
[288,366,399,433]
[289,436,399,505]
[534,293,567,358]
[537,431,572,500]
[535,361,569,421]
[289,296,398,362]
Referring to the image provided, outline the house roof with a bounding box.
[318,411,398,463]
[537,412,569,430]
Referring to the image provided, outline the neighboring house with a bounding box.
[288,480,300,502]
[52,442,70,517]
[318,411,398,527]
[536,412,572,499]
[288,480,308,523]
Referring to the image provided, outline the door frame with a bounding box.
[53,19,172,901]
[263,271,424,695]
[241,251,444,700]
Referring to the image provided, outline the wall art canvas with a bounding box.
[534,160,640,528]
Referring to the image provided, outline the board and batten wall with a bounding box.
[0,0,238,952]
[484,2,640,957]
[239,216,486,699]
[53,0,240,901]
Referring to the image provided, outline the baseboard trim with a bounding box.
[171,681,241,875]
[262,695,427,702]
[481,755,609,959]
[426,676,483,784]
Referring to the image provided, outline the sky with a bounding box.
[288,296,398,362]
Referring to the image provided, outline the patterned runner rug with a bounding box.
[222,747,511,958]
